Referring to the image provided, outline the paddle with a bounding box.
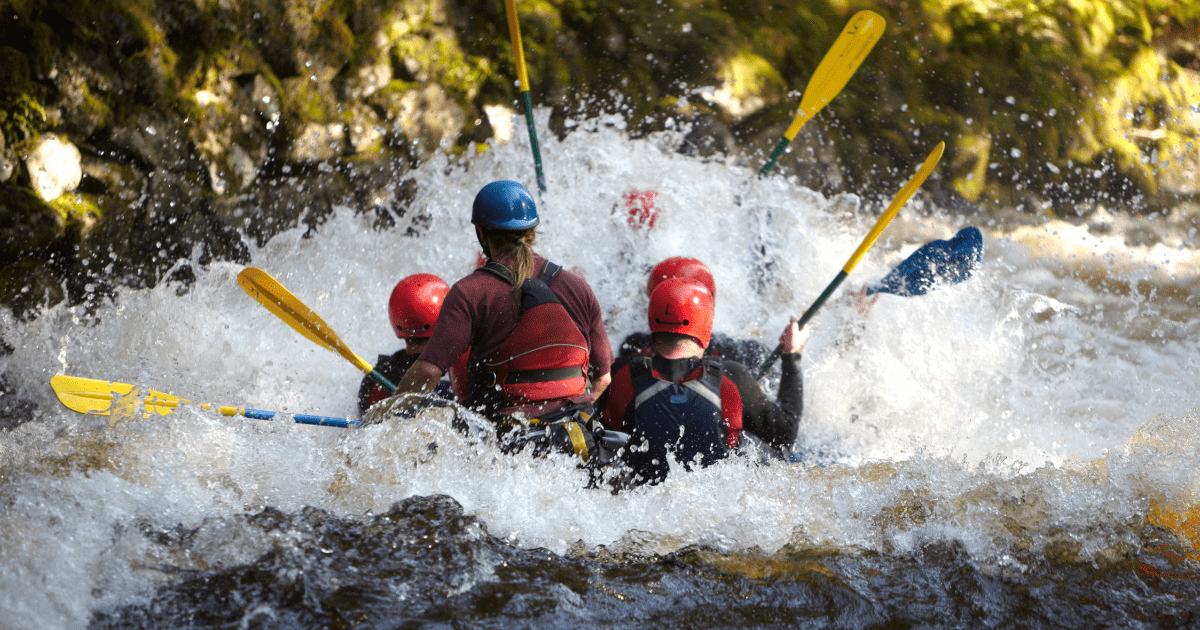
[237,268,397,392]
[759,10,885,177]
[867,226,984,297]
[756,141,945,378]
[505,0,546,192]
[50,374,359,428]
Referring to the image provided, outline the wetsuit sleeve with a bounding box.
[722,355,803,450]
[597,364,635,431]
[357,373,380,415]
[358,352,416,415]
[417,285,474,373]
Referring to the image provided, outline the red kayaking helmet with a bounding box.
[388,273,449,338]
[646,257,716,303]
[648,277,714,348]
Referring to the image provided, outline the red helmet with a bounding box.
[388,274,449,338]
[646,257,716,302]
[648,278,714,348]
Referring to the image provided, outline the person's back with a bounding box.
[598,278,809,484]
[392,181,613,458]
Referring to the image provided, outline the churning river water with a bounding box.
[3,115,1200,628]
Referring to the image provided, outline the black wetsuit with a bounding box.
[615,331,771,374]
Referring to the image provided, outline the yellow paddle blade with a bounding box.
[50,374,188,417]
[785,10,886,141]
[844,141,945,273]
[237,268,374,375]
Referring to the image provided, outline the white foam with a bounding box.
[2,116,1200,629]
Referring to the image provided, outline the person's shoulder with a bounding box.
[709,333,769,367]
[448,266,503,295]
[550,264,601,303]
[717,358,757,387]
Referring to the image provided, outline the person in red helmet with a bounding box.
[617,256,769,369]
[597,277,809,484]
[357,273,456,414]
[393,181,613,455]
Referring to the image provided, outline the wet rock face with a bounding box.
[1,0,1198,315]
[0,131,16,183]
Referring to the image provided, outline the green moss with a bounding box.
[949,132,990,200]
[49,193,104,223]
[721,49,785,103]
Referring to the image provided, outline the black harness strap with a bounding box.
[479,260,562,286]
[506,366,585,384]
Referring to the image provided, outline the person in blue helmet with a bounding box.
[391,180,614,457]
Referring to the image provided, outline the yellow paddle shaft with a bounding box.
[237,268,375,375]
[842,142,945,274]
[505,0,530,90]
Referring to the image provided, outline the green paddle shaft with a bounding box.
[522,90,546,192]
[755,142,945,379]
[506,0,546,192]
[369,369,397,392]
[759,137,792,177]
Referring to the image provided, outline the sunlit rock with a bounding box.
[707,50,785,120]
[373,84,465,160]
[342,55,393,101]
[24,133,82,202]
[192,74,277,193]
[105,111,199,173]
[289,122,346,163]
[346,103,385,155]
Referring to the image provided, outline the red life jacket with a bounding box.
[474,260,590,405]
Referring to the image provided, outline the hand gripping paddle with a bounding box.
[756,141,945,378]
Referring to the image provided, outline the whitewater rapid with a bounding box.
[2,115,1200,629]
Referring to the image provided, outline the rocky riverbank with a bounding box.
[1,0,1198,317]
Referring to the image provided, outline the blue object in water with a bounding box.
[868,226,983,297]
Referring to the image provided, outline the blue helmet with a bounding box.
[472,181,539,231]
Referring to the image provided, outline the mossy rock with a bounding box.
[0,183,64,265]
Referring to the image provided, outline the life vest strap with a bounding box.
[479,260,562,292]
[506,365,585,384]
[630,355,723,389]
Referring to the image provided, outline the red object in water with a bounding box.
[621,189,660,230]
